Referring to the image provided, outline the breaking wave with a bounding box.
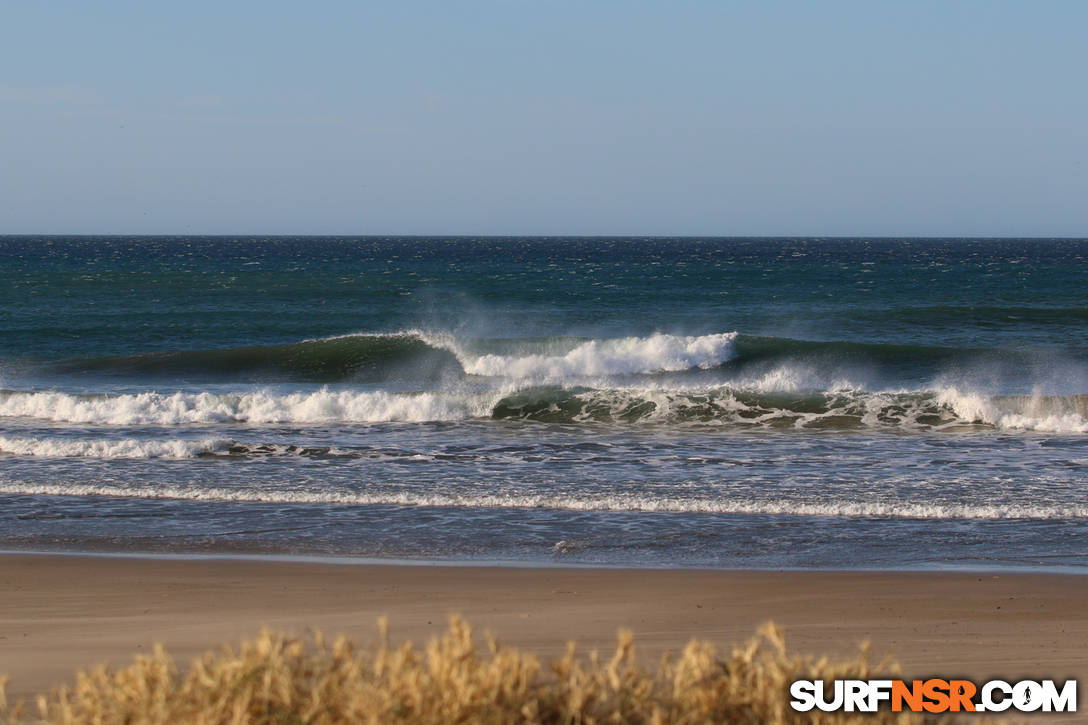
[0,388,493,425]
[493,387,1088,432]
[48,331,740,384]
[40,329,1060,387]
[444,332,738,379]
[2,385,1087,432]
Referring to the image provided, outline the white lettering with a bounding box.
[789,681,817,712]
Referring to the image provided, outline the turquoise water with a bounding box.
[1,237,1086,569]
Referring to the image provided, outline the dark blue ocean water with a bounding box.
[1,237,1087,569]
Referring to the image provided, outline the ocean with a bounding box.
[1,236,1086,570]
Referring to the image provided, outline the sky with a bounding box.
[2,1,1086,236]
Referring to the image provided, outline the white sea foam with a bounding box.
[4,383,1087,431]
[0,436,421,460]
[733,364,860,395]
[0,388,496,425]
[426,332,738,381]
[0,436,234,459]
[1,481,1084,519]
[936,388,1088,433]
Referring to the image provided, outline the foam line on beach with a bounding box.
[0,436,235,459]
[2,481,1085,519]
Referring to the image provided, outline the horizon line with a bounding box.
[3,233,1087,240]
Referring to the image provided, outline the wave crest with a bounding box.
[446,332,738,380]
[49,331,742,384]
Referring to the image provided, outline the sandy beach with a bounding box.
[1,553,1084,714]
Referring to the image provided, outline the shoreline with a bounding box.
[2,552,1086,718]
[5,547,1087,576]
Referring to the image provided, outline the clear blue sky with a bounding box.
[3,1,1086,236]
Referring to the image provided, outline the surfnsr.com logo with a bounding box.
[790,678,1077,714]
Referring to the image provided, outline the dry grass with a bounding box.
[0,618,936,724]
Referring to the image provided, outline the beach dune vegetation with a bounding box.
[2,617,939,724]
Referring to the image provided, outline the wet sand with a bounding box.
[1,553,1084,715]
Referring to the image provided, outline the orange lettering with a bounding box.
[948,680,976,712]
[922,679,951,713]
[892,680,924,712]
